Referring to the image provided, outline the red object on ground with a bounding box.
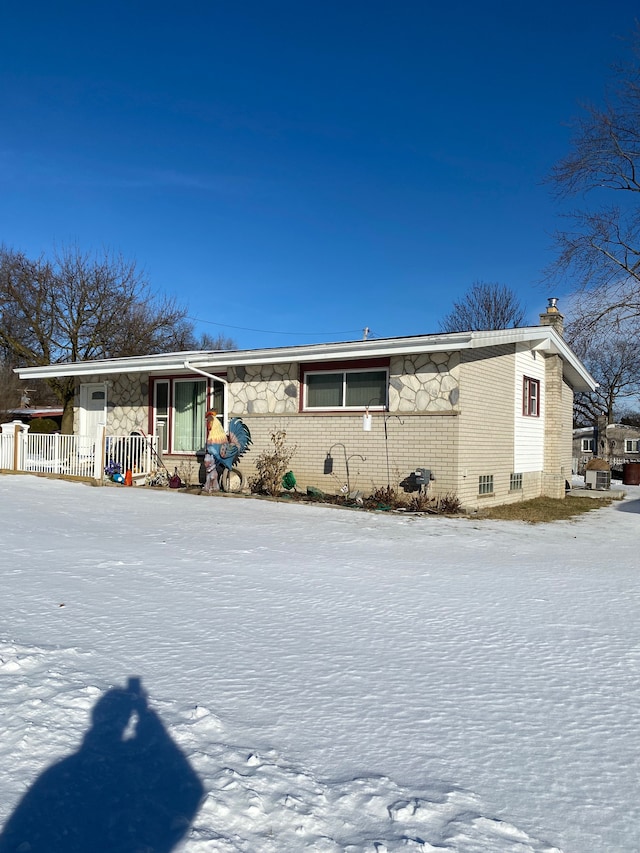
[124,469,133,486]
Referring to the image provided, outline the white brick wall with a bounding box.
[235,412,460,497]
[456,345,517,509]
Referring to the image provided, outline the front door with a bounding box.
[79,383,107,437]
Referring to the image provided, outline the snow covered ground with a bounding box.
[1,475,639,852]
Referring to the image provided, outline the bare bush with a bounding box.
[249,429,297,496]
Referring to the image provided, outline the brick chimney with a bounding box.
[539,297,564,336]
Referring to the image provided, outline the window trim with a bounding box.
[149,375,226,455]
[581,438,595,453]
[522,376,540,418]
[173,377,208,454]
[301,362,389,412]
[625,439,640,453]
[154,379,170,453]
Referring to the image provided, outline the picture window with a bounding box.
[304,368,387,410]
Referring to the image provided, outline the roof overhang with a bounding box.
[14,327,597,392]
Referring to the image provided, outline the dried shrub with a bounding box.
[407,491,462,514]
[249,429,297,496]
[435,492,462,514]
[407,491,433,512]
[362,486,407,510]
[585,458,610,471]
[173,462,192,487]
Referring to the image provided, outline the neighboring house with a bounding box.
[1,407,64,429]
[15,302,596,509]
[573,423,640,474]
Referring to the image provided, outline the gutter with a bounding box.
[183,361,229,431]
[13,327,597,393]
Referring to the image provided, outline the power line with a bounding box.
[186,315,364,337]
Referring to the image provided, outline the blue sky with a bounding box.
[0,1,637,350]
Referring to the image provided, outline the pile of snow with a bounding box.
[1,475,639,852]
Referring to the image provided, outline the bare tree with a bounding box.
[566,303,640,424]
[184,330,237,352]
[619,409,640,426]
[571,334,640,425]
[547,28,640,326]
[0,245,235,432]
[439,281,526,333]
[0,359,22,421]
[0,357,57,418]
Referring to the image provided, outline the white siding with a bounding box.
[514,346,545,473]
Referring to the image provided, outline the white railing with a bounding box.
[24,433,97,477]
[573,454,640,475]
[0,428,158,481]
[0,433,14,469]
[104,434,158,479]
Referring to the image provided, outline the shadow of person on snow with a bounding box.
[615,496,640,513]
[0,677,204,853]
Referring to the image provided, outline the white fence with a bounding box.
[0,427,159,481]
[573,454,637,476]
[0,433,14,469]
[24,433,98,477]
[104,434,159,479]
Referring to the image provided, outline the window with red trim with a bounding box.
[523,376,540,417]
[302,367,388,410]
[150,376,224,453]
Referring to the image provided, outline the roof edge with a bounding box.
[14,326,597,390]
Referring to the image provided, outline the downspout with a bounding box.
[183,362,229,431]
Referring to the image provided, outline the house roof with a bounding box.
[8,407,64,419]
[15,326,597,392]
[574,423,640,435]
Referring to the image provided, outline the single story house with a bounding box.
[15,302,596,509]
[573,423,640,474]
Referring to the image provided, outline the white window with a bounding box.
[510,472,523,491]
[625,439,640,453]
[303,368,388,410]
[154,381,170,453]
[479,474,494,495]
[581,438,595,452]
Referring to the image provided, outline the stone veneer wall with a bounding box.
[389,353,460,412]
[73,373,149,435]
[226,353,461,417]
[227,363,299,414]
